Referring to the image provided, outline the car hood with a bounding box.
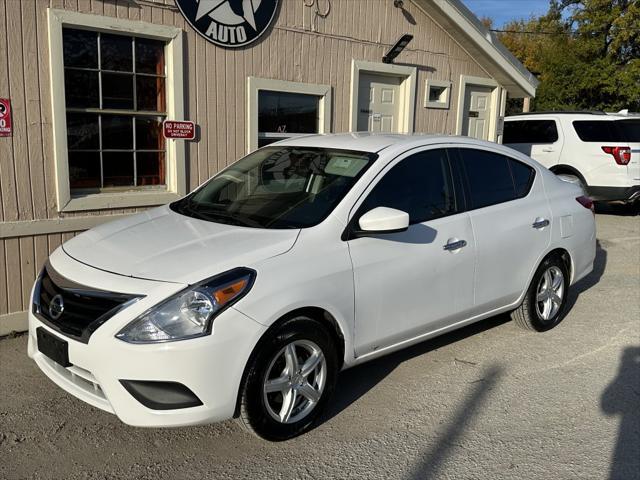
[62,205,300,284]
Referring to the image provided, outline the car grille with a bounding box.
[34,262,142,343]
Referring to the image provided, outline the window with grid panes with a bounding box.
[63,28,167,191]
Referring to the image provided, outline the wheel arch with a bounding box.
[233,306,347,418]
[549,164,587,187]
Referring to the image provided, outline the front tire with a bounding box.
[237,316,338,441]
[512,254,570,332]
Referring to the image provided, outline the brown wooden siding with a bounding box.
[0,0,492,320]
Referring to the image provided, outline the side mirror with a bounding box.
[357,207,410,234]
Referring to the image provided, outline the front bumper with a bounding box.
[27,250,267,427]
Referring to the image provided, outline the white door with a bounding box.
[457,147,552,312]
[348,148,476,356]
[357,73,403,133]
[463,86,492,140]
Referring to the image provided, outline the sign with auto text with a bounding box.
[163,120,196,140]
[0,98,12,137]
[175,0,279,48]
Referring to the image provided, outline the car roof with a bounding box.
[272,132,498,153]
[505,112,621,121]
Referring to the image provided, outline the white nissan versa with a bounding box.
[28,134,596,440]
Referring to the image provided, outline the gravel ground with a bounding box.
[1,210,638,480]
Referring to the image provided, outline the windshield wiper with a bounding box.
[190,207,264,228]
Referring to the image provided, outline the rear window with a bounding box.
[573,119,640,142]
[503,120,558,144]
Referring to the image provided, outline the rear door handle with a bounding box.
[532,218,550,229]
[542,147,554,153]
[443,239,467,251]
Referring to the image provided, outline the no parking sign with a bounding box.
[0,98,11,137]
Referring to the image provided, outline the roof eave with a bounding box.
[412,0,539,98]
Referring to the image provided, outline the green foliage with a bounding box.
[495,0,640,111]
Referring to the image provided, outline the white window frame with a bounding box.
[349,60,417,133]
[247,77,332,153]
[424,79,452,109]
[48,8,186,212]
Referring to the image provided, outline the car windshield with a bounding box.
[171,146,377,229]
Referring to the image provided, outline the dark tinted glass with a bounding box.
[258,91,319,134]
[100,33,133,72]
[509,158,535,198]
[63,29,98,68]
[68,152,101,189]
[64,70,99,108]
[66,113,99,150]
[137,152,165,185]
[460,149,516,209]
[101,72,134,109]
[101,115,133,150]
[102,152,134,187]
[135,38,165,74]
[573,121,620,142]
[615,120,640,142]
[360,149,456,224]
[136,117,164,150]
[503,120,558,143]
[136,76,165,111]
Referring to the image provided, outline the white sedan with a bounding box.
[28,134,596,440]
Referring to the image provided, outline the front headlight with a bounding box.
[116,268,255,344]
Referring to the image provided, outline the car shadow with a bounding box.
[322,313,511,424]
[564,239,607,313]
[600,346,640,480]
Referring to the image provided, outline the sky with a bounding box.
[463,0,551,27]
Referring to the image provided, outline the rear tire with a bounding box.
[237,316,338,441]
[512,254,570,332]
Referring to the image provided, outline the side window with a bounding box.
[573,120,621,142]
[503,120,558,144]
[359,149,457,224]
[459,149,516,209]
[509,158,535,198]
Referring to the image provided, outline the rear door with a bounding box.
[504,119,563,168]
[455,147,551,312]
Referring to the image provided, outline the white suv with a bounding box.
[504,112,640,204]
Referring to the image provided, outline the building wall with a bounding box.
[0,0,494,331]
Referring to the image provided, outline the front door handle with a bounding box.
[532,218,550,229]
[443,239,467,251]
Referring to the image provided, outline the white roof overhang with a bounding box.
[412,0,539,98]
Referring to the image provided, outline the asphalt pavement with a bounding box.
[1,210,638,480]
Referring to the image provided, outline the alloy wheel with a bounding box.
[262,339,327,424]
[535,266,565,321]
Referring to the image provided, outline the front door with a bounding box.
[348,148,476,356]
[357,73,403,133]
[463,86,492,140]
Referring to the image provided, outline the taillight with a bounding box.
[576,195,594,213]
[602,146,631,165]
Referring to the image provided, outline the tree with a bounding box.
[494,0,640,112]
